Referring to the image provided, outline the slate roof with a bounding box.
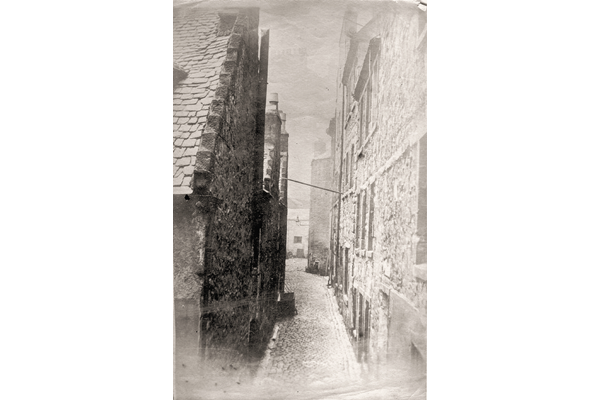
[173,10,229,194]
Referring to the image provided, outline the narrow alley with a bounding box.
[173,4,428,398]
[181,258,426,400]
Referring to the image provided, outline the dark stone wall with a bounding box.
[201,9,260,305]
[259,108,283,295]
[191,9,280,356]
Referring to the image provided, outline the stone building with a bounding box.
[308,131,335,275]
[329,2,427,374]
[173,4,288,396]
[286,208,309,259]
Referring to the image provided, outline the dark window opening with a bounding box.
[349,145,354,188]
[361,190,367,249]
[368,182,375,251]
[358,292,364,337]
[355,192,361,245]
[293,236,302,244]
[344,248,349,294]
[352,288,357,328]
[365,300,370,340]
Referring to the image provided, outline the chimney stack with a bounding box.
[267,93,279,111]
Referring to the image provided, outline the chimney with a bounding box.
[267,92,279,112]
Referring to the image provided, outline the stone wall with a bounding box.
[199,9,260,305]
[308,157,333,274]
[182,8,278,356]
[331,5,427,368]
[259,103,283,296]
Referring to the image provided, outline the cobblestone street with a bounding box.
[183,258,426,400]
[256,258,360,388]
[250,258,427,400]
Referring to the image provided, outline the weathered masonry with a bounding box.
[308,126,334,276]
[329,2,427,373]
[173,4,288,395]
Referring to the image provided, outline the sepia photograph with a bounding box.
[173,1,427,398]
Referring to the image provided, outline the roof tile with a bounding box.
[173,9,233,192]
[176,157,191,166]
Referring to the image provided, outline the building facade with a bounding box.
[308,131,334,275]
[329,2,427,373]
[286,208,309,259]
[173,5,288,397]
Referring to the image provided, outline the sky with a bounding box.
[259,1,345,208]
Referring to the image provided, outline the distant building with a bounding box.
[287,209,309,258]
[329,2,427,373]
[308,127,335,275]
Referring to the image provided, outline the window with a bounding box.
[365,77,372,134]
[342,155,346,190]
[358,292,364,337]
[344,247,349,294]
[345,154,350,191]
[361,189,367,249]
[352,288,357,328]
[294,236,302,244]
[359,100,365,146]
[354,38,380,148]
[355,192,361,245]
[338,245,343,285]
[368,182,375,251]
[370,57,378,128]
[350,145,354,188]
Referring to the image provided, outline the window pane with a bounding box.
[361,190,367,249]
[368,182,375,251]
